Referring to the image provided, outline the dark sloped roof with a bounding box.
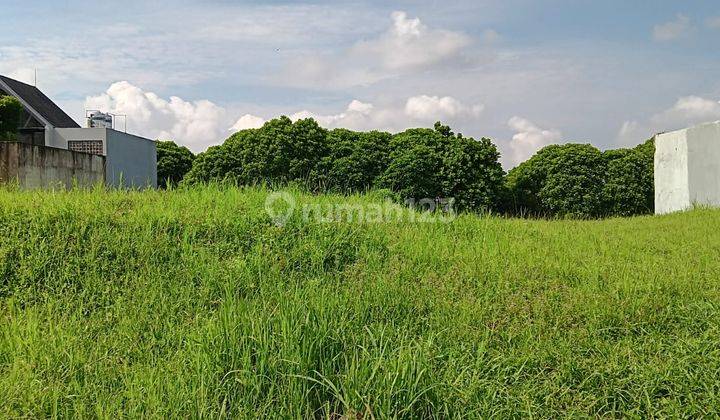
[0,75,80,128]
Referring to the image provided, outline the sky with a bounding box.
[2,0,720,167]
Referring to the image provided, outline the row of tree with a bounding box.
[158,116,655,218]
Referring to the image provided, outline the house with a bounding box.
[0,75,157,188]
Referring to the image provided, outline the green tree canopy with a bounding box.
[184,117,328,187]
[506,143,607,218]
[379,122,504,212]
[156,141,195,188]
[601,138,655,216]
[0,96,23,140]
[318,129,392,193]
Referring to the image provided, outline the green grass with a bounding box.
[1,185,719,418]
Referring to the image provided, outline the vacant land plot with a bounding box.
[1,186,719,418]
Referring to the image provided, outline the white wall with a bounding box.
[655,121,720,214]
[52,128,108,152]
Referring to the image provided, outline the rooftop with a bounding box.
[0,75,80,129]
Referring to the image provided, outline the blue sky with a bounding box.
[2,0,720,166]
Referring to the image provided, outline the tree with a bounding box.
[601,138,654,216]
[156,141,195,188]
[379,123,505,212]
[183,117,329,187]
[318,129,391,193]
[379,128,447,203]
[0,96,22,140]
[506,144,607,218]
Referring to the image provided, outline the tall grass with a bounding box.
[1,185,719,418]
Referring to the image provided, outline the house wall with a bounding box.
[52,128,108,152]
[54,128,157,189]
[655,121,720,214]
[105,130,157,189]
[0,142,105,189]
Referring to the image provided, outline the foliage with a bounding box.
[1,186,719,417]
[317,129,391,193]
[0,96,22,140]
[180,115,655,218]
[506,139,655,218]
[601,138,655,216]
[506,144,607,217]
[156,141,195,188]
[379,122,504,212]
[379,128,446,203]
[184,117,328,187]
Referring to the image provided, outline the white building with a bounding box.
[0,75,156,188]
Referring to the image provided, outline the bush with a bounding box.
[184,117,328,186]
[318,129,391,193]
[0,96,22,140]
[506,144,607,218]
[601,139,654,216]
[156,141,195,188]
[379,122,504,212]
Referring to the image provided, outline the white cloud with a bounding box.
[347,99,374,114]
[351,11,471,71]
[404,95,484,121]
[284,95,484,132]
[284,11,479,88]
[706,16,720,29]
[289,100,378,129]
[616,95,720,145]
[230,114,266,131]
[503,117,562,168]
[653,14,691,41]
[85,81,227,152]
[651,96,720,126]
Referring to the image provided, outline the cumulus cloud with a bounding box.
[351,11,471,71]
[653,14,691,41]
[651,96,720,126]
[503,117,562,168]
[404,95,484,121]
[616,95,720,145]
[85,81,227,152]
[285,11,480,88]
[289,100,378,129]
[230,114,266,131]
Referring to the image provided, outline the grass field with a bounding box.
[1,186,719,418]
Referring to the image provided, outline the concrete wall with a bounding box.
[54,128,157,189]
[655,121,720,214]
[0,142,105,189]
[105,130,157,189]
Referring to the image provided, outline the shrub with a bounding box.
[601,138,655,216]
[0,96,22,140]
[156,141,195,188]
[506,144,607,218]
